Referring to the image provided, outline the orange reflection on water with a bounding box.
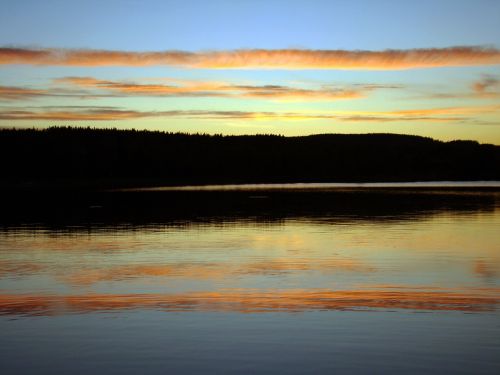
[60,257,372,286]
[239,258,373,275]
[63,263,225,285]
[474,260,499,279]
[1,288,498,316]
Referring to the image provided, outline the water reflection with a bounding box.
[1,187,498,229]
[1,287,499,316]
[1,187,500,374]
[120,181,500,191]
[0,187,499,317]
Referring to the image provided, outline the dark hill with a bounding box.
[1,127,499,188]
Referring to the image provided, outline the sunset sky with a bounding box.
[1,0,500,143]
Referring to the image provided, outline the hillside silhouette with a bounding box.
[1,127,499,189]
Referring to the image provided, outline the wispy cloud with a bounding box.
[0,108,151,120]
[340,116,466,123]
[55,76,368,101]
[0,84,119,101]
[422,75,500,100]
[2,104,497,123]
[0,108,323,121]
[362,105,500,116]
[0,86,48,100]
[472,74,500,97]
[2,46,500,69]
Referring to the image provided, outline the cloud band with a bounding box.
[1,46,500,69]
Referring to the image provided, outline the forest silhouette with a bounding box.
[1,127,499,189]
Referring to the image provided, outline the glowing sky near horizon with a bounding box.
[1,0,500,143]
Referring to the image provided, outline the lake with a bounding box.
[1,184,499,374]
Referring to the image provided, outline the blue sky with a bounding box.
[2,0,499,49]
[1,0,499,142]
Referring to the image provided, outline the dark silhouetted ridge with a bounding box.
[1,127,499,189]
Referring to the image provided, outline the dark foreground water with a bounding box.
[1,184,499,374]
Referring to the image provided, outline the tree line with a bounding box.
[1,126,499,188]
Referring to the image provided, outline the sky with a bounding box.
[1,0,500,143]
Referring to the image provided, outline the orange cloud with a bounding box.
[337,104,500,123]
[0,288,498,316]
[1,46,500,69]
[0,48,194,67]
[472,75,500,98]
[342,104,500,117]
[424,76,500,100]
[339,116,465,123]
[236,86,363,101]
[55,76,225,96]
[0,86,48,100]
[0,108,151,121]
[1,104,497,122]
[0,108,277,121]
[55,76,366,101]
[0,84,120,101]
[473,75,499,93]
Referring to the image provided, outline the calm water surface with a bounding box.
[1,185,499,374]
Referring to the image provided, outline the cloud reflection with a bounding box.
[63,263,224,285]
[0,288,498,316]
[0,261,43,276]
[474,260,499,280]
[61,257,372,286]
